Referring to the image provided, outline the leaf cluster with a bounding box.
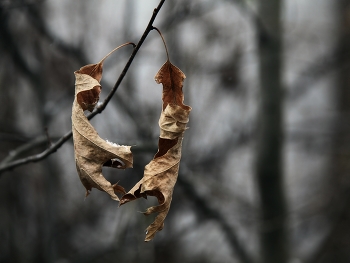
[72,45,191,241]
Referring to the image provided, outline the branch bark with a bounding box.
[0,0,166,176]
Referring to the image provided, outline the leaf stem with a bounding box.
[88,42,136,78]
[98,42,136,65]
[152,26,170,61]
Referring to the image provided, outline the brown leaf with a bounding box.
[72,60,133,201]
[155,60,191,111]
[120,60,191,241]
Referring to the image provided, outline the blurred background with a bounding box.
[1,0,349,262]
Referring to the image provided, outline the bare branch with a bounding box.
[0,132,72,174]
[0,0,166,176]
[0,135,56,166]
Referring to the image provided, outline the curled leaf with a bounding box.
[155,60,191,112]
[120,60,191,241]
[72,53,133,201]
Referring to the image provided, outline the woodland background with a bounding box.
[1,0,350,263]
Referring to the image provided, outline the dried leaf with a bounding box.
[155,60,191,112]
[72,60,133,201]
[120,60,191,241]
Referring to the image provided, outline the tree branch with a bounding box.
[0,135,59,166]
[0,0,166,176]
[0,131,72,174]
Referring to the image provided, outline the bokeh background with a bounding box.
[1,0,349,262]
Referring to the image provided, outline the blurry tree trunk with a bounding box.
[332,0,350,209]
[255,1,288,263]
[309,1,350,262]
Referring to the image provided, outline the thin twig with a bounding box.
[0,0,166,176]
[0,135,58,166]
[0,131,72,174]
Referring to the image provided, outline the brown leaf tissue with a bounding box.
[72,47,133,201]
[120,60,192,241]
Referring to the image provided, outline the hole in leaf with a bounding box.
[154,138,178,158]
[77,86,101,112]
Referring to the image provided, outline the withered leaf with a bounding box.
[120,60,191,241]
[72,57,133,201]
[155,60,191,112]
